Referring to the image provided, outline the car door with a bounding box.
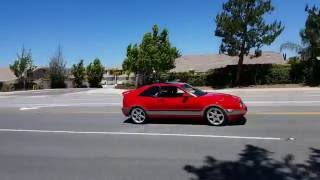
[138,85,161,111]
[156,85,200,115]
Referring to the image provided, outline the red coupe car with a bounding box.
[122,82,247,126]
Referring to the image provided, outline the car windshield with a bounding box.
[182,84,207,97]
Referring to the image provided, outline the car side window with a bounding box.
[140,86,160,97]
[158,86,185,98]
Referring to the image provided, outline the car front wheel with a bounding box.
[205,107,227,126]
[130,107,148,124]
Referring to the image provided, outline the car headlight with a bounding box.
[239,100,244,108]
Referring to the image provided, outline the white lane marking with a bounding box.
[0,129,282,141]
[0,96,16,98]
[23,95,48,98]
[19,107,39,111]
[305,94,320,97]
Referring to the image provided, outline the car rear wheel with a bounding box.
[205,107,226,126]
[130,107,147,124]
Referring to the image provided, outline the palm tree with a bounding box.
[280,41,311,61]
[280,42,303,53]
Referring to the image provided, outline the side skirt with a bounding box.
[146,110,202,116]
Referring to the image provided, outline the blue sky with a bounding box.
[0,0,319,68]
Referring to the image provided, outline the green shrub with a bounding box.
[159,72,206,86]
[159,62,320,88]
[115,83,135,89]
[188,73,207,86]
[160,72,190,83]
[206,67,234,88]
[206,64,292,88]
[302,60,320,86]
[174,72,191,82]
[287,59,320,86]
[289,59,306,83]
[265,65,291,84]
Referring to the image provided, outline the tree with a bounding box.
[123,44,141,86]
[280,41,312,61]
[122,25,180,86]
[71,59,86,88]
[9,47,36,89]
[215,0,284,85]
[280,6,320,61]
[300,5,320,60]
[281,5,320,85]
[49,46,67,88]
[280,41,304,61]
[300,5,320,85]
[86,58,104,88]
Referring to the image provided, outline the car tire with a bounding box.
[205,107,227,126]
[130,107,148,124]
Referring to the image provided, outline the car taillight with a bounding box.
[122,90,131,96]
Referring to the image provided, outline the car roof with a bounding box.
[151,82,186,87]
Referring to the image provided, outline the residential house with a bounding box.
[0,68,17,91]
[102,68,135,86]
[32,67,50,89]
[0,67,75,91]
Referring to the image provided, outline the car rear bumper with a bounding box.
[122,107,130,116]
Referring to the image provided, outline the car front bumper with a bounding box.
[225,103,247,122]
[226,109,247,116]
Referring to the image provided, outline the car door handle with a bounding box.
[158,99,165,102]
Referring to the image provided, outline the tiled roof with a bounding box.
[0,68,17,82]
[172,52,285,72]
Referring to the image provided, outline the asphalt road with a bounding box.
[0,88,320,180]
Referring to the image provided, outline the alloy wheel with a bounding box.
[131,107,147,124]
[206,107,226,126]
